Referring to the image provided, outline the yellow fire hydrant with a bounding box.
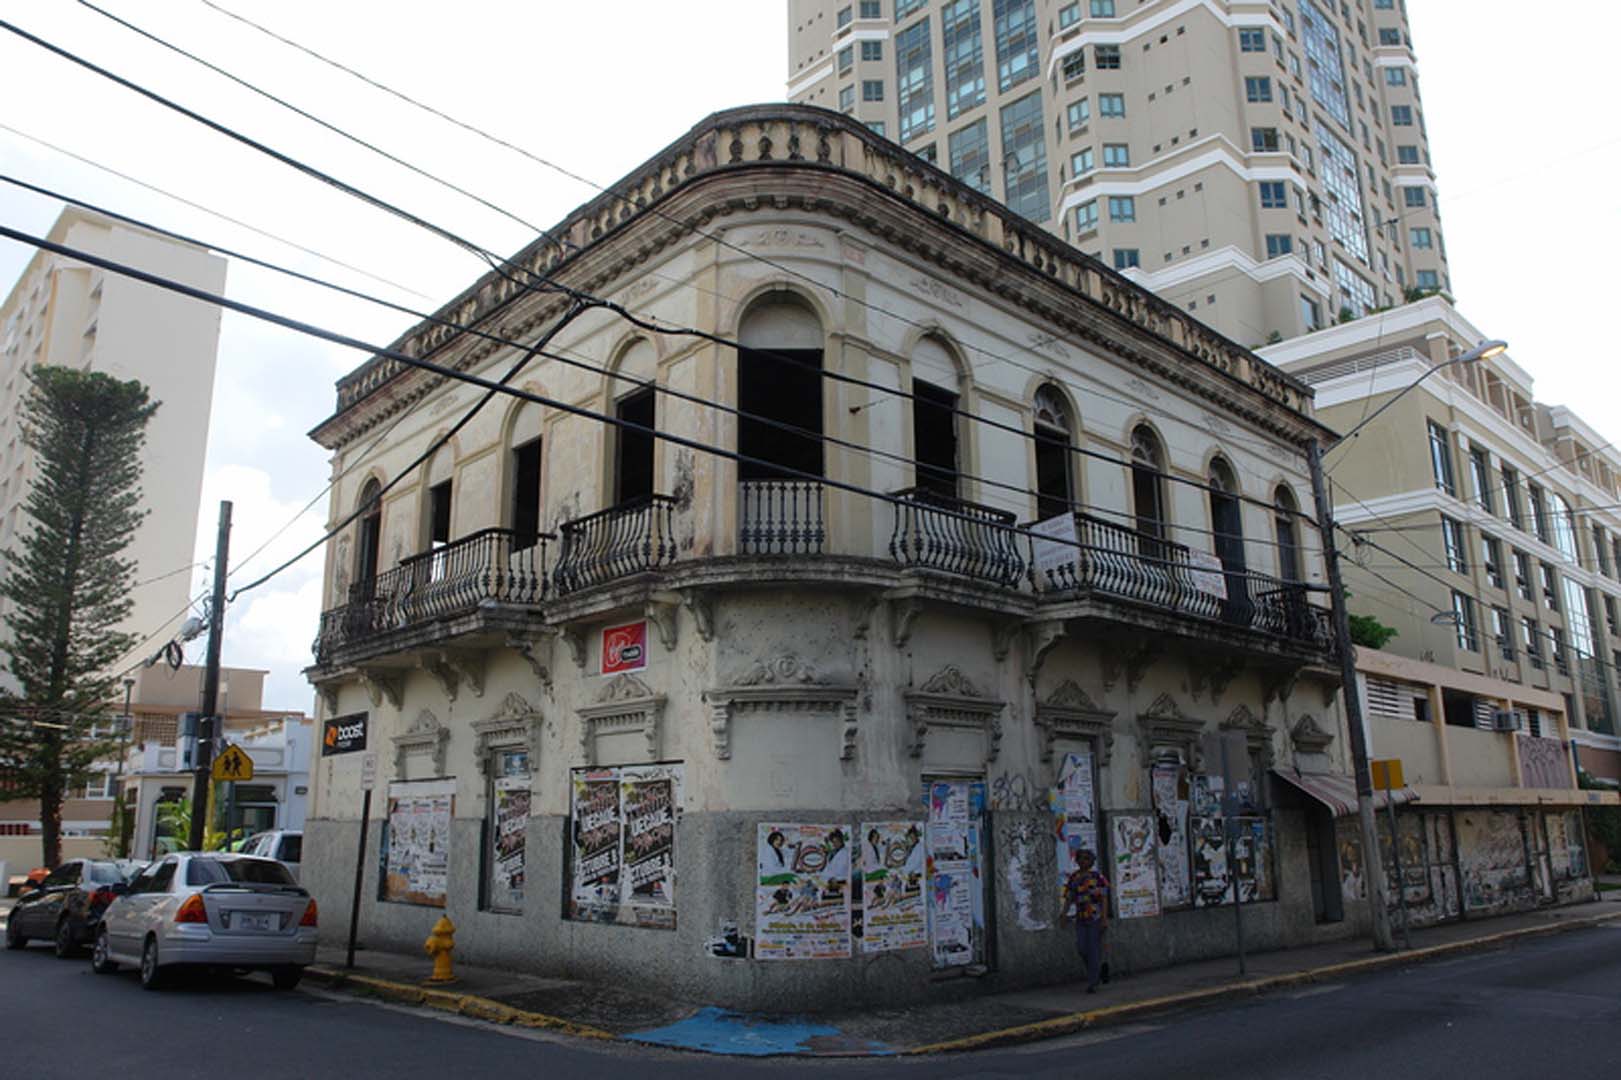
[423,915,457,984]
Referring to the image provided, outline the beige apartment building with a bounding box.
[1263,297,1621,796]
[0,206,226,688]
[788,0,1449,349]
[297,104,1392,1008]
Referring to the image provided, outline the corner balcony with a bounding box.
[553,494,679,596]
[312,527,550,671]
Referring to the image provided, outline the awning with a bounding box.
[1271,768,1419,818]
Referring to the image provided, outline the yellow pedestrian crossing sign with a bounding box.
[212,744,254,782]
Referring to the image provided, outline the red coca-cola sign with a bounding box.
[601,620,648,675]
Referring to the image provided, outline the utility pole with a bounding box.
[1306,442,1395,952]
[113,676,135,858]
[187,500,231,853]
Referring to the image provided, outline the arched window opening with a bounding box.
[737,296,824,481]
[355,478,382,598]
[1130,425,1167,558]
[1207,457,1249,622]
[911,337,961,501]
[1274,486,1302,583]
[1033,384,1074,522]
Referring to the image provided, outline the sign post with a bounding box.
[347,750,377,970]
[1372,758,1412,949]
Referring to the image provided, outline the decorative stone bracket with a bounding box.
[419,649,485,702]
[1034,679,1117,764]
[472,691,543,774]
[904,665,1005,764]
[704,655,860,762]
[506,633,555,695]
[577,673,666,766]
[393,708,449,777]
[358,668,404,710]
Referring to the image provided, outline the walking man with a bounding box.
[1062,849,1110,993]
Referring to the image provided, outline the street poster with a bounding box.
[1030,512,1080,588]
[380,779,454,907]
[857,820,927,954]
[925,779,986,969]
[1052,751,1098,906]
[568,763,683,928]
[491,775,529,910]
[755,823,853,959]
[1151,762,1190,907]
[1187,550,1229,600]
[1108,812,1162,919]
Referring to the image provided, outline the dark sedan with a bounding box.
[5,858,143,957]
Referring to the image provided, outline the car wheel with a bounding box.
[270,966,304,991]
[53,919,80,959]
[3,916,24,950]
[139,937,166,990]
[91,929,119,974]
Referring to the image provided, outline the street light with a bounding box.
[1306,336,1507,953]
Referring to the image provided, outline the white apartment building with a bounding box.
[0,206,226,687]
[788,0,1449,349]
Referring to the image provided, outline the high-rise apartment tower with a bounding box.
[788,0,1449,347]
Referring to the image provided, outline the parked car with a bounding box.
[238,830,302,881]
[5,858,144,957]
[92,852,317,990]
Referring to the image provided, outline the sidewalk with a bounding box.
[307,896,1621,1057]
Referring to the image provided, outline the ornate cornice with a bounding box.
[904,665,1006,764]
[393,708,448,777]
[704,654,860,762]
[1033,679,1117,764]
[577,675,665,765]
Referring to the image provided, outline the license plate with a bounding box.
[233,912,275,931]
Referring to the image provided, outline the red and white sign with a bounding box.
[601,621,648,675]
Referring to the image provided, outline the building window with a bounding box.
[1333,259,1376,318]
[1550,626,1570,675]
[1468,447,1493,513]
[1403,187,1428,210]
[1245,76,1273,102]
[1514,550,1533,602]
[1275,486,1303,582]
[1265,234,1293,259]
[1410,226,1433,248]
[1529,483,1550,543]
[1090,0,1116,14]
[1502,466,1523,529]
[1493,606,1514,662]
[1239,28,1266,52]
[862,79,885,101]
[1379,27,1402,45]
[1259,181,1288,208]
[838,5,853,29]
[1391,104,1414,126]
[1606,594,1619,637]
[1482,534,1504,590]
[917,143,937,163]
[1094,44,1121,69]
[1000,92,1051,222]
[941,0,986,119]
[896,18,935,141]
[615,389,656,503]
[839,85,855,111]
[1299,0,1351,128]
[1131,425,1169,557]
[1427,420,1455,495]
[1059,2,1081,28]
[948,117,992,194]
[1299,294,1321,329]
[1112,248,1140,269]
[867,120,887,136]
[1067,98,1092,130]
[1071,147,1095,175]
[860,0,882,16]
[1415,270,1440,290]
[1541,562,1559,611]
[1317,121,1370,262]
[1452,591,1478,652]
[1098,93,1126,117]
[1033,387,1075,521]
[1108,195,1135,221]
[1075,199,1099,231]
[1397,144,1420,164]
[1102,142,1130,166]
[838,46,854,73]
[1595,525,1612,577]
[1386,67,1407,85]
[1442,516,1468,574]
[993,0,1040,92]
[861,40,883,61]
[896,0,926,17]
[1552,493,1580,561]
[511,437,543,551]
[1523,616,1544,668]
[1251,127,1280,152]
[913,378,960,498]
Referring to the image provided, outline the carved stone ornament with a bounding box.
[1220,703,1276,769]
[358,668,404,710]
[1189,655,1243,706]
[1034,679,1118,764]
[393,708,449,777]
[704,654,860,762]
[472,692,542,774]
[577,674,666,766]
[1136,693,1206,767]
[1289,713,1335,754]
[506,634,554,695]
[904,665,1006,764]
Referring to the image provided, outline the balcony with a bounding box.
[739,480,825,556]
[554,494,677,596]
[889,487,1025,588]
[1031,512,1334,652]
[313,528,549,668]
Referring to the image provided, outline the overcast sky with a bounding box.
[1,2,1617,711]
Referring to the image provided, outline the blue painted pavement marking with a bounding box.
[625,1006,895,1056]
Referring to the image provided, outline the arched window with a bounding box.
[912,336,961,499]
[1130,425,1168,556]
[737,296,824,482]
[355,478,382,598]
[1207,457,1249,622]
[1552,494,1579,561]
[507,403,544,552]
[612,339,658,504]
[1033,384,1074,521]
[1274,485,1302,583]
[421,445,454,555]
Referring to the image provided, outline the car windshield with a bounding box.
[85,862,131,884]
[185,858,297,887]
[279,836,302,862]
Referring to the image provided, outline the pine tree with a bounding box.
[0,366,157,868]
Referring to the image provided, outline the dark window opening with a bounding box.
[913,379,959,499]
[355,480,382,597]
[1442,688,1477,729]
[1208,460,1249,621]
[1034,423,1071,521]
[738,347,824,480]
[511,438,542,550]
[616,389,656,503]
[428,480,452,547]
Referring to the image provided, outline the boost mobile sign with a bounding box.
[323,712,368,756]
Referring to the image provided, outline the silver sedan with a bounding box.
[91,852,319,990]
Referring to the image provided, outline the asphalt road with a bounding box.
[4,922,1620,1078]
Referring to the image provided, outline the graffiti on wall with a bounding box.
[999,817,1054,931]
[1151,762,1191,907]
[1457,810,1528,913]
[990,767,1044,813]
[1518,736,1572,789]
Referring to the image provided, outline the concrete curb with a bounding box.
[905,909,1621,1055]
[304,965,616,1041]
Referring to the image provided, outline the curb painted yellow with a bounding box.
[906,909,1621,1055]
[306,965,616,1041]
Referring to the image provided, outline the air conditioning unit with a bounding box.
[1491,709,1522,732]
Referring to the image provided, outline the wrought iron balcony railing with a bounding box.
[553,494,678,596]
[313,528,549,666]
[889,487,1026,587]
[1031,512,1334,650]
[739,480,825,556]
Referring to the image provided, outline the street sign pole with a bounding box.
[347,751,377,969]
[187,500,232,852]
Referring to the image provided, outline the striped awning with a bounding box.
[1271,768,1419,817]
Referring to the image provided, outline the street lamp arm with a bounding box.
[1329,339,1508,449]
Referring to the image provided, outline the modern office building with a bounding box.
[1262,296,1621,789]
[788,0,1449,348]
[0,206,226,686]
